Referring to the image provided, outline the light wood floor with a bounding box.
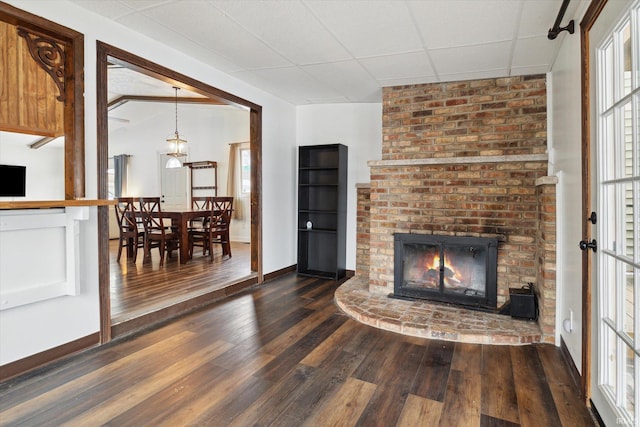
[0,274,595,426]
[109,239,253,324]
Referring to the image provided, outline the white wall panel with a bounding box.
[550,12,587,371]
[296,103,382,271]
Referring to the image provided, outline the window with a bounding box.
[240,148,250,194]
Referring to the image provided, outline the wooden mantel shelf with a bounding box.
[0,199,115,210]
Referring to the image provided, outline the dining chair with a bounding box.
[189,196,214,256]
[190,196,213,228]
[114,197,145,262]
[138,196,179,266]
[191,196,213,211]
[189,196,233,261]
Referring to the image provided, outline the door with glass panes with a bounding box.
[589,1,639,425]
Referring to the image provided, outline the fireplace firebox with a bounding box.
[393,234,498,310]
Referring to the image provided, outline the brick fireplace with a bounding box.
[354,75,557,342]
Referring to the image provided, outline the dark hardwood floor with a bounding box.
[0,274,595,426]
[110,239,253,324]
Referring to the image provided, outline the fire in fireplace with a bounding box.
[393,234,498,310]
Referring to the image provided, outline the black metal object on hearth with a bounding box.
[393,233,498,310]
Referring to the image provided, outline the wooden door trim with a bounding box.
[96,41,263,344]
[579,0,608,402]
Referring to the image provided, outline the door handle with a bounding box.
[579,239,597,252]
[588,211,597,224]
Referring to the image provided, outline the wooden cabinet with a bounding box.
[297,144,347,280]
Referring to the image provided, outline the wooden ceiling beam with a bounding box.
[107,95,225,111]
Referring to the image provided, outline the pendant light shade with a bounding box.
[166,86,187,158]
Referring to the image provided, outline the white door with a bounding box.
[159,154,189,209]
[589,1,639,425]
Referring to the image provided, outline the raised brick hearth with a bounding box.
[335,276,542,345]
[344,75,557,343]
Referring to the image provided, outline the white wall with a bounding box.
[0,208,100,365]
[549,24,586,370]
[0,137,64,201]
[296,103,382,270]
[109,103,249,198]
[1,0,296,366]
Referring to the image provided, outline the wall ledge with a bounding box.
[0,199,115,210]
[368,153,548,168]
[535,176,559,186]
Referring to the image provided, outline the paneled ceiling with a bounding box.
[73,0,587,105]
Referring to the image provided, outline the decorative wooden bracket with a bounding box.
[17,27,66,102]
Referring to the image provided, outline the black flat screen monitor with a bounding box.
[0,165,26,197]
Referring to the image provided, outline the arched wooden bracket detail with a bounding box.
[17,27,66,102]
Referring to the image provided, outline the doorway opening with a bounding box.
[97,42,262,341]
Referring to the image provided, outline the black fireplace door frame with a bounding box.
[393,234,498,310]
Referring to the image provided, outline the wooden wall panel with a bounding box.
[0,20,63,137]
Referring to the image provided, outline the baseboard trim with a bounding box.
[264,265,297,282]
[0,332,100,382]
[263,266,354,283]
[588,399,606,426]
[560,336,582,391]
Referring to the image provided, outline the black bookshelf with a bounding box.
[297,144,347,280]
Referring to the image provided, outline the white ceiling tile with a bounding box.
[211,0,351,65]
[305,0,423,57]
[107,68,205,98]
[518,0,563,38]
[350,91,382,103]
[429,41,512,75]
[114,12,244,73]
[138,1,291,69]
[119,0,174,12]
[358,51,435,81]
[70,0,571,104]
[72,0,136,19]
[235,66,342,104]
[408,0,522,49]
[300,60,381,102]
[512,36,556,68]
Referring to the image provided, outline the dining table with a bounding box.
[159,208,212,264]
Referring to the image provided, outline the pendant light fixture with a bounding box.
[166,86,187,158]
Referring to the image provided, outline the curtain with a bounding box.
[113,154,129,198]
[227,142,249,220]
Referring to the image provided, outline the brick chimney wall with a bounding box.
[356,184,371,278]
[381,76,548,160]
[361,75,556,341]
